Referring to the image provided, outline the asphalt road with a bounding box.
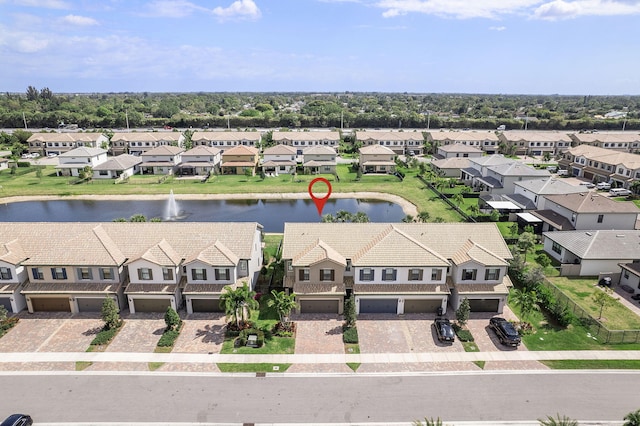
[0,371,638,424]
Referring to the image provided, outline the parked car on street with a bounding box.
[557,169,569,176]
[596,182,611,190]
[433,318,455,342]
[579,181,595,188]
[489,317,521,347]
[1,414,33,426]
[610,188,632,197]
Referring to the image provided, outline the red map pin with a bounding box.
[308,177,332,217]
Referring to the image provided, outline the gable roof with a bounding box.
[451,240,508,266]
[136,239,183,266]
[191,131,261,142]
[356,131,424,142]
[58,147,107,157]
[27,133,106,143]
[428,131,498,142]
[544,193,640,214]
[487,162,550,177]
[501,131,572,142]
[303,146,336,155]
[141,145,184,156]
[222,145,259,156]
[543,230,640,259]
[359,145,396,155]
[111,132,182,142]
[272,131,339,141]
[431,157,471,170]
[438,143,484,153]
[515,177,589,195]
[93,154,142,171]
[264,144,297,155]
[188,240,240,266]
[182,145,221,156]
[0,239,27,265]
[468,154,513,168]
[293,239,346,267]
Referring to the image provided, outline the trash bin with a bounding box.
[437,307,444,316]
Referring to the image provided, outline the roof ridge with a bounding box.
[352,224,396,263]
[92,225,126,265]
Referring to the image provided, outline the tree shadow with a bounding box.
[195,324,225,344]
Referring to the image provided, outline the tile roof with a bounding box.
[356,131,424,141]
[93,154,142,171]
[487,162,551,177]
[272,131,339,141]
[141,145,184,156]
[450,240,509,267]
[303,146,336,155]
[544,193,640,214]
[428,131,499,142]
[438,143,484,153]
[27,133,106,143]
[137,239,183,266]
[353,283,448,294]
[515,177,589,195]
[0,239,27,264]
[565,144,640,169]
[21,281,122,293]
[543,230,640,259]
[359,145,396,155]
[222,145,259,156]
[501,131,572,142]
[293,239,346,267]
[125,283,178,294]
[111,132,182,142]
[191,131,261,142]
[0,282,22,294]
[292,282,346,295]
[263,144,297,155]
[187,240,240,266]
[182,146,221,156]
[571,133,640,144]
[468,154,514,167]
[58,147,107,157]
[531,210,575,231]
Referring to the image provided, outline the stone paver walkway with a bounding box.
[172,314,226,353]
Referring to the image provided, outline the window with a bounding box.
[215,268,230,280]
[0,267,12,280]
[359,268,374,281]
[624,270,629,279]
[239,260,248,271]
[597,214,604,223]
[299,268,310,281]
[409,269,423,281]
[485,268,500,280]
[382,268,397,281]
[552,241,562,254]
[162,268,174,281]
[77,267,93,280]
[32,268,44,280]
[100,268,114,280]
[431,269,442,281]
[192,268,207,280]
[320,269,335,281]
[138,268,153,280]
[51,267,68,280]
[346,259,352,272]
[461,269,477,281]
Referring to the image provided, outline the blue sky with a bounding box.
[1,0,639,94]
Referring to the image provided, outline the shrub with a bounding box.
[535,253,552,268]
[452,324,474,342]
[157,330,180,347]
[164,306,181,331]
[343,326,359,344]
[90,327,119,346]
[101,297,122,330]
[238,328,264,347]
[0,305,7,322]
[550,302,575,327]
[0,316,19,333]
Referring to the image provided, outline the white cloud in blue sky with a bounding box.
[1,0,639,94]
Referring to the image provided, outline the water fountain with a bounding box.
[164,190,182,220]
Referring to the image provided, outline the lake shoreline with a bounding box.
[0,192,417,217]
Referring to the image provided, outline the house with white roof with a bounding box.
[55,147,108,177]
[461,155,550,195]
[281,223,513,315]
[139,145,184,175]
[514,177,589,209]
[178,146,221,176]
[359,145,396,174]
[261,144,297,175]
[302,146,337,174]
[92,154,142,179]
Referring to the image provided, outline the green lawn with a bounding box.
[541,360,640,369]
[217,363,291,373]
[547,277,640,330]
[263,234,283,263]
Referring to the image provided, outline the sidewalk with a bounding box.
[1,350,639,365]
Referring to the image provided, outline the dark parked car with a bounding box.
[631,294,640,301]
[433,318,455,342]
[598,276,612,287]
[489,317,521,347]
[1,414,33,426]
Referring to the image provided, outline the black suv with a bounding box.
[489,317,521,347]
[433,318,455,342]
[1,414,33,426]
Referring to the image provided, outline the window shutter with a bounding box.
[330,270,335,281]
[99,269,104,280]
[359,270,364,281]
[392,270,397,280]
[202,269,207,280]
[225,269,230,280]
[215,269,220,280]
[419,269,424,280]
[138,269,142,280]
[88,269,93,280]
[299,269,305,281]
[484,270,490,280]
[51,268,56,278]
[32,268,38,279]
[62,268,67,279]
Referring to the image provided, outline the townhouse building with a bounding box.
[110,132,184,156]
[570,133,640,153]
[272,131,340,157]
[356,131,425,155]
[0,222,263,315]
[191,131,261,153]
[27,132,109,156]
[426,131,499,154]
[498,131,573,156]
[139,145,184,175]
[281,223,513,315]
[558,144,640,188]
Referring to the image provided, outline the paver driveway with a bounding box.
[171,313,226,353]
[105,313,165,353]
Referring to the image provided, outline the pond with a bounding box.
[0,198,406,232]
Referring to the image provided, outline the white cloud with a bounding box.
[376,0,543,19]
[212,0,261,21]
[533,0,640,20]
[489,25,507,30]
[12,0,70,8]
[61,14,98,26]
[143,0,208,18]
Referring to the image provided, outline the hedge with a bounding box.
[343,326,359,344]
[157,330,181,347]
[90,327,119,346]
[238,328,265,347]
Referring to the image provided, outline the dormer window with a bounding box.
[462,269,477,281]
[0,267,12,280]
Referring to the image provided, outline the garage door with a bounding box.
[359,298,398,314]
[299,299,339,314]
[404,299,442,314]
[31,297,71,312]
[192,298,223,313]
[0,297,12,311]
[133,298,171,313]
[77,297,105,312]
[468,299,500,312]
[583,171,593,180]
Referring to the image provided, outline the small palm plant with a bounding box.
[538,413,578,426]
[624,409,640,426]
[413,417,443,426]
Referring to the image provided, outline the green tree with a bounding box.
[343,293,356,329]
[413,418,443,426]
[489,209,500,222]
[79,165,93,181]
[592,287,617,320]
[467,204,480,217]
[164,306,181,331]
[129,214,147,222]
[511,288,538,318]
[523,265,546,291]
[509,222,519,238]
[517,232,537,264]
[538,414,578,426]
[402,214,415,223]
[417,211,431,223]
[456,298,470,326]
[452,193,464,207]
[535,253,551,268]
[0,305,7,322]
[267,290,298,326]
[219,282,259,328]
[623,409,640,426]
[101,297,121,330]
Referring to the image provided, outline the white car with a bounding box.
[596,182,611,190]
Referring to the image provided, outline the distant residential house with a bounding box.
[302,146,337,174]
[111,132,184,156]
[558,144,640,188]
[139,145,184,175]
[430,157,471,178]
[427,131,499,154]
[281,223,513,315]
[356,131,424,155]
[359,145,396,174]
[221,145,259,175]
[92,154,142,179]
[461,155,550,195]
[618,263,640,297]
[514,177,589,209]
[498,131,573,156]
[191,131,261,153]
[178,146,221,176]
[570,133,640,153]
[55,147,108,177]
[543,230,640,277]
[261,144,297,175]
[531,192,640,233]
[0,151,9,171]
[28,133,109,156]
[272,131,340,158]
[435,143,483,159]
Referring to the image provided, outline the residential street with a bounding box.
[0,371,637,424]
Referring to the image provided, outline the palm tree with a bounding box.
[452,193,464,207]
[413,417,443,426]
[417,211,431,223]
[510,288,538,319]
[267,290,298,326]
[467,204,480,217]
[623,409,640,426]
[219,282,259,328]
[402,214,415,223]
[538,414,578,426]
